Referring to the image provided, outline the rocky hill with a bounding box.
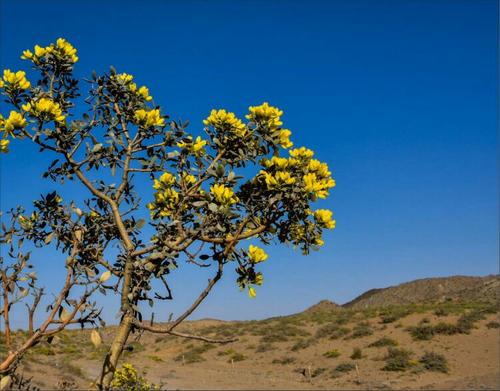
[343,274,500,309]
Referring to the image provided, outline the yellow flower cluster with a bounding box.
[113,73,153,101]
[290,146,314,160]
[112,363,158,391]
[0,70,30,90]
[246,102,283,129]
[21,38,78,64]
[134,109,164,127]
[1,111,27,134]
[278,128,293,149]
[153,171,176,190]
[0,139,9,153]
[180,172,197,186]
[248,245,268,263]
[210,184,239,206]
[261,170,296,189]
[22,98,65,123]
[203,109,247,137]
[177,136,207,156]
[314,209,335,229]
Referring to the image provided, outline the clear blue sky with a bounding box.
[1,0,498,327]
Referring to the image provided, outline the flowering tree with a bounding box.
[0,38,336,389]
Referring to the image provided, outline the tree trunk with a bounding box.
[97,313,134,390]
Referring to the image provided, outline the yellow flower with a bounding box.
[210,183,239,206]
[149,188,180,218]
[0,139,9,153]
[261,170,296,189]
[262,156,289,170]
[134,108,164,127]
[314,209,335,229]
[137,86,153,101]
[278,129,293,148]
[248,245,268,263]
[246,102,283,130]
[177,136,207,156]
[181,173,197,185]
[308,159,331,178]
[23,98,65,123]
[20,49,33,60]
[303,173,335,199]
[289,146,314,160]
[314,237,324,246]
[203,109,247,137]
[2,111,27,134]
[153,171,176,190]
[0,69,31,90]
[254,272,264,286]
[248,286,257,298]
[24,39,78,64]
[113,73,134,83]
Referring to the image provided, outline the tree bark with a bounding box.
[97,313,134,390]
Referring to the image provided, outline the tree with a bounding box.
[0,38,336,389]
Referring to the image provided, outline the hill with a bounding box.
[343,274,500,309]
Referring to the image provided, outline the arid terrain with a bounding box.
[3,275,499,390]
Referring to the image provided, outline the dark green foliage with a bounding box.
[368,336,398,348]
[290,338,316,351]
[382,347,413,371]
[323,349,341,358]
[331,362,356,378]
[315,323,350,339]
[419,351,448,373]
[486,321,500,329]
[349,322,373,339]
[272,357,296,365]
[350,347,362,359]
[311,367,327,378]
[174,343,216,364]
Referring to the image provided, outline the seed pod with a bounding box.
[90,329,102,348]
[99,270,112,283]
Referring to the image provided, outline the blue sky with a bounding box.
[1,0,498,326]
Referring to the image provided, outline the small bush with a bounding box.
[315,323,349,339]
[174,343,215,364]
[331,362,356,378]
[147,355,164,362]
[368,336,398,348]
[323,349,341,358]
[486,321,500,329]
[383,347,413,371]
[419,351,448,373]
[291,338,315,351]
[350,347,362,359]
[112,363,160,391]
[255,344,275,353]
[311,367,327,378]
[434,307,449,317]
[407,325,435,340]
[349,322,373,339]
[228,352,246,362]
[272,357,296,365]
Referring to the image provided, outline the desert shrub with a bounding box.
[382,347,413,371]
[255,344,276,353]
[111,363,160,391]
[174,343,215,364]
[311,367,327,378]
[350,347,362,359]
[331,362,356,378]
[419,351,448,373]
[290,337,316,351]
[315,323,350,340]
[368,336,398,348]
[434,307,449,317]
[433,322,461,335]
[407,324,435,340]
[419,317,430,324]
[486,321,500,329]
[349,322,373,339]
[272,357,296,365]
[323,349,341,358]
[456,310,486,333]
[228,352,246,362]
[379,307,412,324]
[148,355,164,362]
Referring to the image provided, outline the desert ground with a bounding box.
[2,276,499,390]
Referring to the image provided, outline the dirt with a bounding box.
[12,305,500,390]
